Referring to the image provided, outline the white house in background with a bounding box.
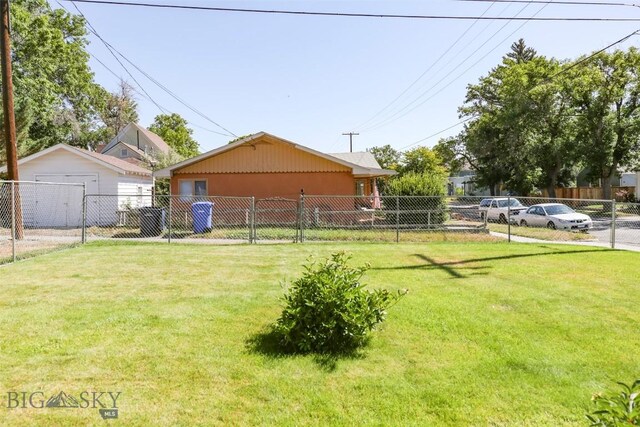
[100,123,170,163]
[0,144,153,227]
[620,171,637,187]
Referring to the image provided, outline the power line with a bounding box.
[61,0,640,21]
[65,0,237,137]
[64,0,167,115]
[105,49,237,137]
[545,28,640,79]
[397,27,640,151]
[398,117,474,151]
[361,0,551,132]
[351,1,499,131]
[453,0,638,7]
[87,48,229,136]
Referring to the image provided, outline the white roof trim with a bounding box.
[1,144,132,175]
[102,123,134,154]
[153,132,396,178]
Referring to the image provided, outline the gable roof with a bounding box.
[101,123,170,155]
[0,144,152,176]
[102,141,146,158]
[154,132,396,178]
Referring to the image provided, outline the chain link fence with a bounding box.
[84,194,254,243]
[0,180,85,265]
[483,196,616,245]
[299,195,487,242]
[3,184,639,265]
[613,201,640,248]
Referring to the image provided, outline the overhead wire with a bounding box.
[87,49,228,136]
[63,1,168,115]
[360,0,548,132]
[396,27,640,151]
[351,1,499,131]
[61,0,640,21]
[452,0,639,7]
[101,44,238,138]
[62,0,238,137]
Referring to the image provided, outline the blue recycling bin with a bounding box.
[191,201,214,233]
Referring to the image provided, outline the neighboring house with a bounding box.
[0,144,153,227]
[576,167,635,188]
[620,171,637,188]
[100,123,170,164]
[154,132,396,200]
[447,170,491,197]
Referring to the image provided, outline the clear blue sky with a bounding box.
[55,0,640,154]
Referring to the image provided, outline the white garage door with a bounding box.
[31,174,99,228]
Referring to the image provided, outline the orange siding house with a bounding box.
[154,132,395,200]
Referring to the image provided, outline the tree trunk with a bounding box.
[546,160,561,199]
[602,170,615,200]
[546,183,556,199]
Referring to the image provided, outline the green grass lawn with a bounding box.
[1,241,638,426]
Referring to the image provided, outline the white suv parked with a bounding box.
[478,198,527,223]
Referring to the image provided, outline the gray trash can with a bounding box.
[140,207,166,236]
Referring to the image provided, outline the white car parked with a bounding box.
[478,197,527,223]
[518,203,593,230]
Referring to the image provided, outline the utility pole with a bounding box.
[342,132,359,153]
[1,0,22,239]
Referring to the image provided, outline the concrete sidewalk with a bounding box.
[489,231,640,252]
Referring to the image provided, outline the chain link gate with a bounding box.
[253,197,301,242]
[0,180,86,264]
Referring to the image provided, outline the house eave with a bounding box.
[353,169,397,178]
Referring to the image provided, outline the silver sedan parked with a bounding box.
[518,203,593,231]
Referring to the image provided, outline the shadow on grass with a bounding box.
[371,247,615,279]
[245,327,367,372]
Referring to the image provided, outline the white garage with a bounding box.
[1,144,153,227]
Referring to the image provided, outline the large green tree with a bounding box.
[95,80,139,144]
[4,0,104,157]
[148,113,199,158]
[459,42,534,195]
[571,48,640,199]
[433,136,465,175]
[368,144,400,170]
[400,146,447,177]
[459,40,580,196]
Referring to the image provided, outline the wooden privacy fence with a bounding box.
[542,186,635,200]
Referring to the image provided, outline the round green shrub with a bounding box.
[274,252,406,353]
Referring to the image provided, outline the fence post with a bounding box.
[81,183,87,244]
[11,181,16,262]
[299,195,305,243]
[507,195,511,243]
[610,199,616,249]
[396,196,400,243]
[250,197,255,244]
[168,195,172,244]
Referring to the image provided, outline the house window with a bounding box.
[179,180,207,200]
[120,148,128,157]
[355,180,365,196]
